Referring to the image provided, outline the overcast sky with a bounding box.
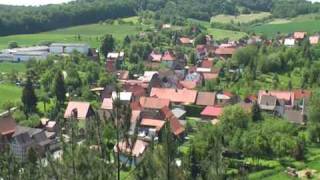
[0,0,74,6]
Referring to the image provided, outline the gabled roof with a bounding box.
[215,47,236,55]
[179,37,192,44]
[258,90,294,106]
[203,72,219,80]
[150,51,162,62]
[101,98,113,110]
[293,89,311,100]
[201,60,213,69]
[284,110,304,124]
[201,106,223,117]
[139,97,170,110]
[162,51,176,61]
[124,84,146,97]
[160,106,185,136]
[293,32,306,40]
[284,38,295,46]
[114,139,148,157]
[259,95,277,110]
[309,36,319,45]
[196,92,216,106]
[64,101,92,120]
[150,88,198,104]
[140,119,166,131]
[117,70,129,80]
[179,80,197,90]
[0,116,16,136]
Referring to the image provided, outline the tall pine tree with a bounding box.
[53,71,66,105]
[21,76,37,116]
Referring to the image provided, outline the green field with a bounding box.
[211,12,271,24]
[189,18,247,40]
[0,62,26,73]
[250,19,320,37]
[0,16,148,49]
[0,84,22,111]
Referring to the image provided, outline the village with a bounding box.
[0,22,319,179]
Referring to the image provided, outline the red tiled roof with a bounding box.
[179,80,197,90]
[117,70,129,80]
[140,118,166,131]
[150,51,162,62]
[196,92,216,106]
[293,90,311,100]
[162,51,176,61]
[150,88,198,104]
[64,101,91,120]
[201,60,213,68]
[139,97,170,110]
[215,47,236,55]
[114,139,148,157]
[201,106,223,117]
[130,101,141,111]
[124,84,146,97]
[0,116,16,136]
[160,106,185,136]
[105,61,116,72]
[294,32,306,39]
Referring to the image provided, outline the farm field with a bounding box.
[0,62,26,73]
[0,16,148,49]
[251,13,320,37]
[189,18,247,40]
[0,83,22,111]
[211,12,271,24]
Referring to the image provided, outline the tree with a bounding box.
[100,34,115,57]
[8,41,18,49]
[307,89,320,143]
[39,93,50,113]
[194,33,207,45]
[189,51,197,65]
[53,71,66,105]
[123,35,131,46]
[21,77,37,116]
[251,101,262,122]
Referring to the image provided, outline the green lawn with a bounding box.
[0,16,149,49]
[211,12,271,24]
[0,62,26,73]
[0,83,22,111]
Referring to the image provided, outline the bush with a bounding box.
[184,105,203,117]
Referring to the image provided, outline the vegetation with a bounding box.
[211,12,271,24]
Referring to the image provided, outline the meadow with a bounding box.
[250,14,320,37]
[211,12,271,24]
[0,83,22,111]
[0,16,147,49]
[0,62,26,73]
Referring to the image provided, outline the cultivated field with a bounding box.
[189,18,247,40]
[211,12,271,24]
[0,16,148,49]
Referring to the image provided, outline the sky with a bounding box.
[0,0,74,6]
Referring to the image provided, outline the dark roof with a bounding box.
[284,110,305,124]
[0,116,16,136]
[259,95,277,107]
[101,85,116,100]
[13,132,32,145]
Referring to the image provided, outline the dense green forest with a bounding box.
[0,0,319,36]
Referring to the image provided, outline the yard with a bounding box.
[211,12,271,24]
[0,83,22,112]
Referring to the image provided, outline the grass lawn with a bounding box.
[211,12,271,24]
[0,16,150,49]
[0,83,22,111]
[188,18,247,40]
[0,62,26,73]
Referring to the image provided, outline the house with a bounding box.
[247,36,262,45]
[49,43,90,54]
[10,131,34,161]
[184,68,203,87]
[114,139,149,165]
[214,47,236,59]
[284,38,295,47]
[258,90,295,108]
[293,89,311,108]
[197,60,213,72]
[139,118,166,140]
[162,24,171,29]
[179,80,197,89]
[139,97,170,110]
[117,70,129,81]
[200,106,223,120]
[160,106,185,137]
[179,37,193,45]
[13,51,49,62]
[216,91,237,106]
[196,45,208,60]
[196,92,216,106]
[138,71,158,83]
[309,36,319,45]
[106,52,124,72]
[161,51,176,68]
[100,85,116,100]
[149,51,162,62]
[171,108,187,120]
[157,70,184,89]
[123,84,146,101]
[150,88,198,105]
[64,101,94,121]
[293,32,307,40]
[112,92,133,103]
[283,109,305,125]
[107,52,124,61]
[100,98,113,119]
[258,95,278,111]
